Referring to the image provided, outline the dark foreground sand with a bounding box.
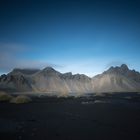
[0,93,140,140]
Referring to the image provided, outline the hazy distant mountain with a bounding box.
[0,64,140,94]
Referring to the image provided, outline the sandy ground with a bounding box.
[0,93,140,140]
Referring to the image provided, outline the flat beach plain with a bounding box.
[0,93,140,140]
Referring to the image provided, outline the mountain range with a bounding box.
[0,64,140,95]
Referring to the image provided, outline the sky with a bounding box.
[0,0,140,76]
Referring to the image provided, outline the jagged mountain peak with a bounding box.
[103,64,140,82]
[104,64,129,74]
[73,73,90,79]
[36,67,61,77]
[62,72,72,77]
[63,72,72,75]
[43,66,55,71]
[42,67,57,72]
[120,64,129,70]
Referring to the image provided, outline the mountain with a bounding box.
[103,64,140,83]
[92,64,140,93]
[0,72,32,92]
[30,67,93,94]
[0,64,140,94]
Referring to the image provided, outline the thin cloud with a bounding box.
[0,43,63,73]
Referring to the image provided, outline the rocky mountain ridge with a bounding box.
[0,64,140,94]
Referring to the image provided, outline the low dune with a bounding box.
[0,91,13,102]
[10,95,32,104]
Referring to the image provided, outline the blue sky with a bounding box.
[0,0,140,76]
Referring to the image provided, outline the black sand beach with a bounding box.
[0,93,140,140]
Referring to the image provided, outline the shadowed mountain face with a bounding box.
[0,64,140,94]
[103,64,140,82]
